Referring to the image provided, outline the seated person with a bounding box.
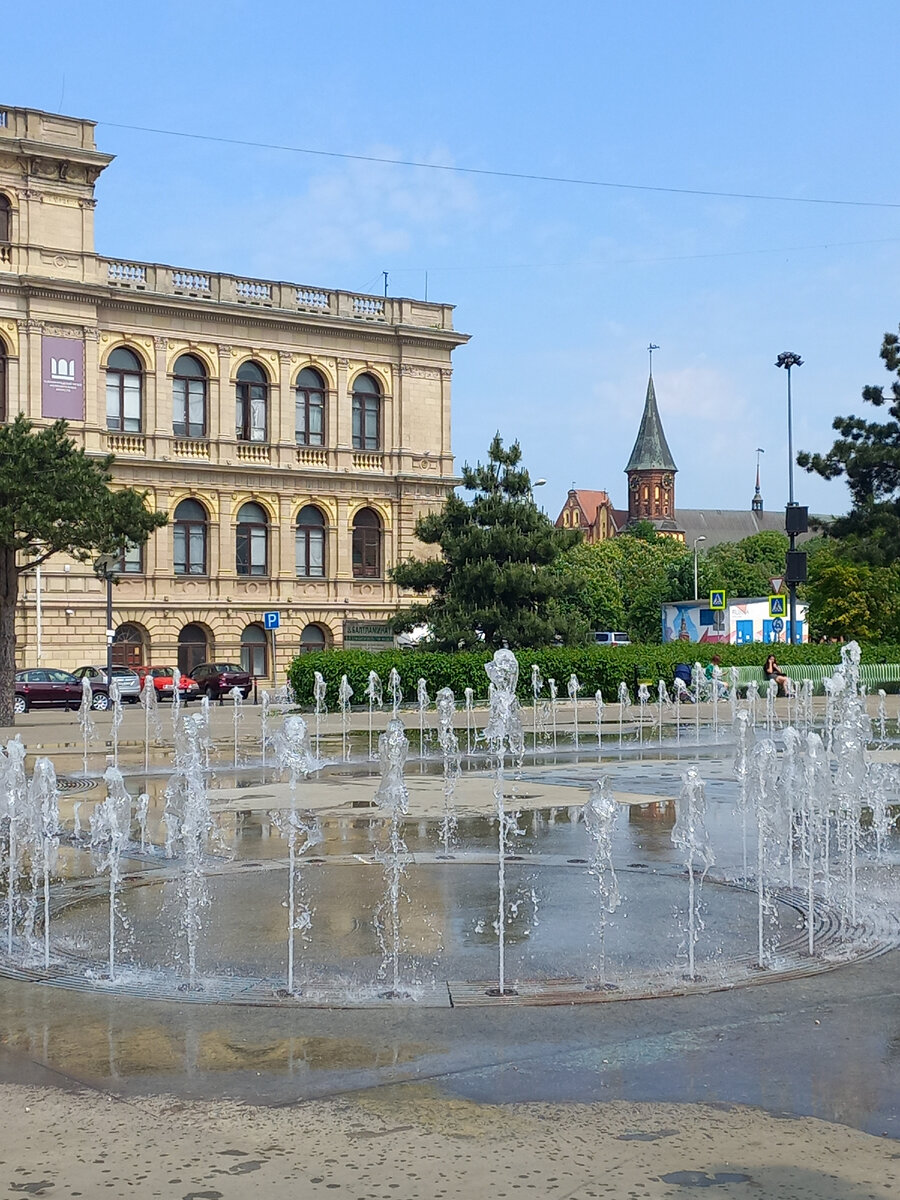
[763,653,789,697]
[704,654,728,698]
[673,662,693,701]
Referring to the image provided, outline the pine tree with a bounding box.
[798,328,900,564]
[390,434,584,649]
[0,416,167,724]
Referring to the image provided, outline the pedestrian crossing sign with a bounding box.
[769,594,787,617]
[709,590,726,610]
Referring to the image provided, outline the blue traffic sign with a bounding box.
[263,611,280,630]
[772,617,784,633]
[768,594,786,617]
[709,590,726,610]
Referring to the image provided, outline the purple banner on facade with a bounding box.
[41,335,84,420]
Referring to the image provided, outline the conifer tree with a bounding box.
[391,434,583,649]
[798,327,900,564]
[0,416,167,724]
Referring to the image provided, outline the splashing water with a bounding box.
[637,683,650,748]
[548,678,558,750]
[748,740,782,969]
[568,674,581,750]
[388,667,402,717]
[90,767,133,980]
[729,667,739,723]
[416,678,430,760]
[583,777,621,987]
[140,675,161,773]
[373,716,411,998]
[595,689,604,760]
[270,714,321,994]
[657,679,669,744]
[109,680,123,770]
[365,671,383,760]
[171,667,182,732]
[617,682,630,748]
[230,686,244,769]
[781,726,802,888]
[672,766,715,981]
[483,649,525,997]
[531,665,543,751]
[164,716,214,988]
[136,792,150,851]
[746,679,759,729]
[877,689,887,744]
[765,677,778,734]
[2,740,27,956]
[674,678,687,744]
[27,757,60,969]
[436,687,460,855]
[339,675,354,762]
[78,678,95,777]
[313,671,327,758]
[464,686,475,756]
[732,710,755,880]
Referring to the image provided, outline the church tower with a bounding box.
[625,370,678,528]
[751,448,764,513]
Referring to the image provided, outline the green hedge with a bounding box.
[287,642,900,708]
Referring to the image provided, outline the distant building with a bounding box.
[0,104,468,678]
[662,597,807,645]
[555,368,796,549]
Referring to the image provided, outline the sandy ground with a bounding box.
[0,1083,897,1200]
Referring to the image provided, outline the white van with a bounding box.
[592,631,631,647]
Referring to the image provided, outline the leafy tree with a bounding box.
[803,550,900,642]
[552,531,691,643]
[694,531,789,600]
[390,434,584,649]
[798,327,900,564]
[0,417,167,724]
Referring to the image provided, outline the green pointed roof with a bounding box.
[625,373,677,473]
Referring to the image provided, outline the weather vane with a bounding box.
[648,343,660,373]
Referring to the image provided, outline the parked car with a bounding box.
[191,662,253,700]
[135,666,198,702]
[591,631,631,647]
[15,668,82,713]
[72,665,141,706]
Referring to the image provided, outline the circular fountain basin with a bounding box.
[30,852,878,1007]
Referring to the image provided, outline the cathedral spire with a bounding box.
[752,447,764,514]
[625,373,678,473]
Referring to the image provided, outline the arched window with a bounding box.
[295,366,325,446]
[236,361,268,442]
[236,501,268,576]
[352,373,381,451]
[352,507,382,578]
[173,498,208,575]
[241,623,268,677]
[178,624,210,676]
[296,505,326,578]
[0,338,6,425]
[299,623,328,654]
[106,346,143,432]
[112,623,147,668]
[0,195,10,243]
[173,354,207,438]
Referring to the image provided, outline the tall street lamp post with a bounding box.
[693,535,706,601]
[776,352,804,645]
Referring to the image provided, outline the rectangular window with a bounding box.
[122,376,141,432]
[118,541,143,574]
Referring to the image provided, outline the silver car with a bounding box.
[72,664,142,704]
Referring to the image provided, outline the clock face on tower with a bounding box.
[629,476,639,492]
[663,474,673,488]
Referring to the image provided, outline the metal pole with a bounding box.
[105,570,114,682]
[694,545,698,601]
[786,365,798,645]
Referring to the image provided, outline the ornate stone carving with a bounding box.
[83,327,100,342]
[399,365,440,379]
[153,336,168,349]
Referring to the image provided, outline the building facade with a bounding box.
[0,105,468,679]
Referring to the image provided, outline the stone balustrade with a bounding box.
[99,257,456,329]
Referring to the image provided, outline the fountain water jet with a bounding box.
[89,767,133,980]
[583,777,621,989]
[672,766,714,981]
[435,687,460,855]
[483,648,525,997]
[339,675,354,762]
[373,716,411,998]
[365,671,383,760]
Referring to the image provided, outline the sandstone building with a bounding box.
[0,104,467,679]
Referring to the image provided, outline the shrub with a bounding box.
[286,642,899,708]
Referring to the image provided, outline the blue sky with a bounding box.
[7,1,900,519]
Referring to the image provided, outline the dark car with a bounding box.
[191,662,253,700]
[72,665,140,707]
[15,668,82,713]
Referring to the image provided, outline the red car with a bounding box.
[135,666,198,702]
